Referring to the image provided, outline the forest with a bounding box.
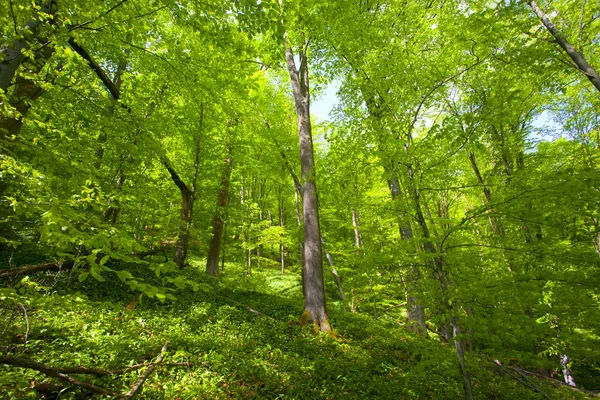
[0,0,599,398]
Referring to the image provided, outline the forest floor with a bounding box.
[0,257,595,399]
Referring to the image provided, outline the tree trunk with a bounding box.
[407,162,472,400]
[364,93,428,336]
[174,188,193,268]
[468,152,505,235]
[162,159,193,268]
[352,208,362,250]
[388,172,428,336]
[285,41,331,333]
[279,190,285,274]
[321,237,346,300]
[560,354,577,387]
[206,142,233,276]
[163,109,203,268]
[0,0,56,92]
[527,0,600,94]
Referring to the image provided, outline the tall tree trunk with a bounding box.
[364,94,428,336]
[560,354,577,387]
[174,187,193,268]
[285,40,331,333]
[101,59,128,223]
[206,140,233,276]
[162,155,193,268]
[406,163,472,400]
[468,152,505,235]
[161,110,203,268]
[279,189,285,274]
[527,0,600,94]
[351,208,363,250]
[388,172,428,336]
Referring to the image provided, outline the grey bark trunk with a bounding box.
[0,0,56,92]
[279,192,285,274]
[206,143,233,276]
[407,163,472,400]
[321,237,346,300]
[528,0,600,94]
[352,208,362,250]
[173,188,193,268]
[285,41,331,332]
[468,152,504,235]
[560,354,577,387]
[363,94,428,335]
[388,173,428,336]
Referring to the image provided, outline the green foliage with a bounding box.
[1,0,599,397]
[0,263,591,399]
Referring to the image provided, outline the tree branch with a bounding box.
[0,260,74,277]
[161,157,191,196]
[124,341,169,398]
[68,0,130,32]
[0,356,122,397]
[68,38,121,100]
[528,0,600,93]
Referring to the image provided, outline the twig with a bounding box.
[123,341,169,398]
[0,356,122,397]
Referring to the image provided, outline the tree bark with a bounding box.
[206,140,233,276]
[468,152,505,235]
[279,189,285,274]
[162,158,193,268]
[0,0,56,92]
[363,94,428,336]
[388,171,428,336]
[560,354,577,387]
[351,208,363,250]
[161,109,203,268]
[321,237,346,300]
[285,40,331,333]
[0,260,74,277]
[527,0,600,93]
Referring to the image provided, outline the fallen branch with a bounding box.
[1,355,192,378]
[0,355,122,397]
[0,261,74,278]
[493,360,553,400]
[216,295,275,320]
[502,363,600,398]
[124,340,169,398]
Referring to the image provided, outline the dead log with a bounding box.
[0,355,122,397]
[0,261,75,278]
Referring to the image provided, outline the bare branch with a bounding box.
[0,356,122,397]
[124,341,169,398]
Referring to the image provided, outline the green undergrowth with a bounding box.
[0,258,593,399]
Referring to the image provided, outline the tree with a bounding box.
[284,36,332,332]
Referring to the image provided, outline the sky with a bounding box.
[311,83,339,122]
[310,82,561,145]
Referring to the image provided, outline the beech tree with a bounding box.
[1,1,600,397]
